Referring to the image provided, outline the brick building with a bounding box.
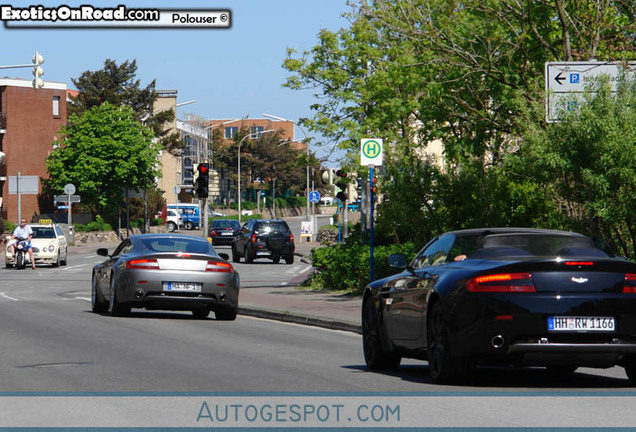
[0,78,68,223]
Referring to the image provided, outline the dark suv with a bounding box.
[232,219,295,264]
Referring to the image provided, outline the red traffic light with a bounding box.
[198,163,209,174]
[335,169,347,178]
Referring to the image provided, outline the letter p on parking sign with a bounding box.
[361,138,383,166]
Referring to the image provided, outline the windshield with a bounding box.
[213,220,240,229]
[31,227,56,239]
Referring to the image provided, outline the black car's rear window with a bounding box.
[138,237,211,254]
[213,220,241,229]
[255,222,289,233]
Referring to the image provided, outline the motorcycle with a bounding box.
[12,237,30,270]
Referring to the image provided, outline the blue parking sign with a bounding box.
[570,73,580,84]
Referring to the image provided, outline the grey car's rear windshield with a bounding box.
[137,237,212,254]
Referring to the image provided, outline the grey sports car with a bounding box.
[91,234,239,320]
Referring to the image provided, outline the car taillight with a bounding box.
[565,261,594,266]
[289,233,294,243]
[211,230,218,236]
[251,234,256,243]
[623,274,636,293]
[206,260,233,273]
[466,273,535,293]
[126,259,159,270]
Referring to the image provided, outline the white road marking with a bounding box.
[62,264,89,270]
[0,292,19,301]
[64,296,91,302]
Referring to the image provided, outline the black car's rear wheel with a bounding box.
[272,255,280,264]
[625,360,636,385]
[215,307,237,321]
[91,273,108,313]
[245,247,254,263]
[192,308,210,319]
[232,245,240,263]
[362,298,401,370]
[285,254,294,264]
[428,302,474,384]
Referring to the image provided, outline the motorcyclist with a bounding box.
[10,218,35,269]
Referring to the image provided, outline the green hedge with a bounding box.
[308,242,418,295]
[74,215,113,232]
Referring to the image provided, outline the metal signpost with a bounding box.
[361,138,383,282]
[9,173,39,223]
[308,189,320,242]
[55,183,79,227]
[545,61,636,122]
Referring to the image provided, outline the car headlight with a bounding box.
[48,245,55,252]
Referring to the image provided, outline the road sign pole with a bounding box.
[311,168,315,242]
[370,166,375,282]
[17,171,21,223]
[67,193,71,226]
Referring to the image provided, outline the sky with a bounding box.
[1,0,351,165]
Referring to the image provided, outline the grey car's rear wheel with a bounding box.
[91,273,108,313]
[428,302,474,384]
[215,307,237,321]
[362,298,401,371]
[108,275,131,317]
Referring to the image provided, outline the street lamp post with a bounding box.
[262,113,310,222]
[237,129,274,223]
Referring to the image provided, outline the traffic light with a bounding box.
[195,162,209,198]
[335,169,349,202]
[320,169,334,185]
[32,52,44,89]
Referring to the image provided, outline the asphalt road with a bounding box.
[2,245,636,428]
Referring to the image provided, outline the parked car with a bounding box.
[91,234,239,320]
[165,209,183,232]
[208,219,241,246]
[5,223,68,267]
[362,227,636,384]
[232,219,295,264]
[167,203,200,230]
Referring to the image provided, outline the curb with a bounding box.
[238,306,361,335]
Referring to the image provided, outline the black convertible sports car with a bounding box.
[362,228,636,384]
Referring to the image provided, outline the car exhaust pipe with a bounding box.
[491,335,505,349]
[219,293,226,302]
[135,290,144,299]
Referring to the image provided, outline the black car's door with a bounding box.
[387,235,456,343]
[234,221,252,254]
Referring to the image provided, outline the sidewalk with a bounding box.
[72,239,362,334]
[237,240,362,334]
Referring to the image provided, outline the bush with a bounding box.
[308,241,418,295]
[4,220,16,233]
[151,218,164,226]
[75,215,113,232]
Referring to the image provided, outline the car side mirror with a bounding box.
[387,253,408,269]
[218,253,230,261]
[96,248,109,257]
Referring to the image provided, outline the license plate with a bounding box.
[548,316,615,332]
[164,282,202,292]
[221,232,232,236]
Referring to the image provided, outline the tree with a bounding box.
[45,103,161,222]
[519,75,636,258]
[283,0,636,244]
[68,58,183,154]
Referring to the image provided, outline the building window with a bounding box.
[250,126,264,137]
[52,96,60,117]
[224,126,238,139]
